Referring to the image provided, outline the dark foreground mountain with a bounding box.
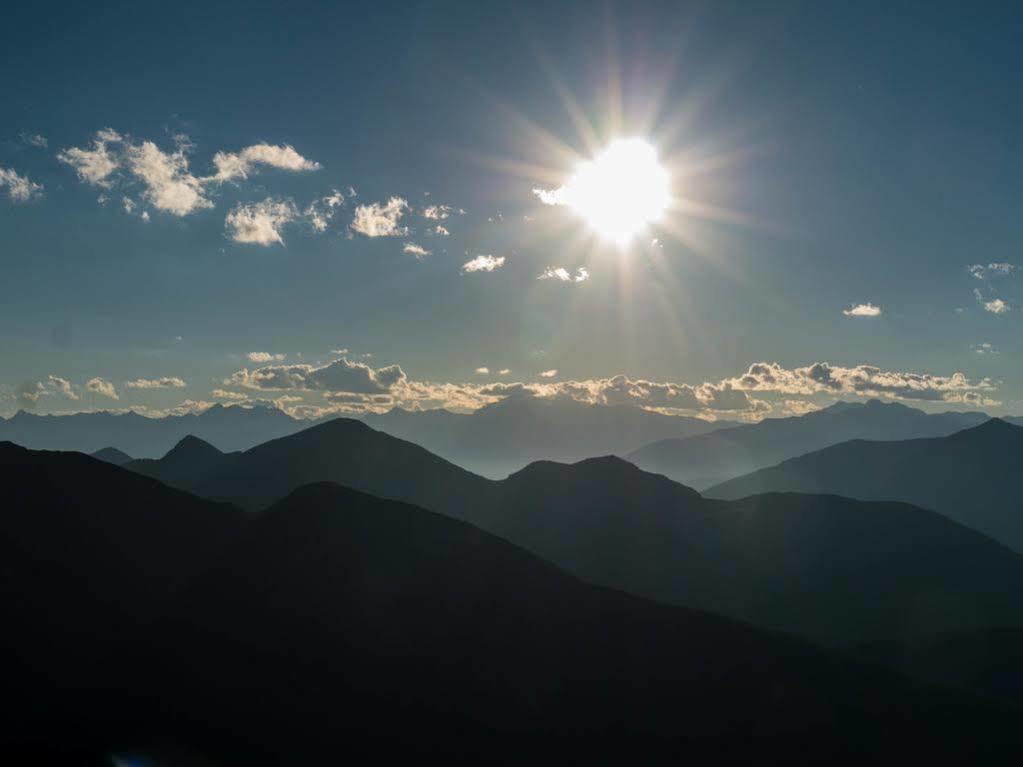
[707,418,1023,552]
[627,399,988,488]
[129,419,1023,644]
[89,446,133,465]
[6,443,1017,761]
[363,394,732,477]
[0,403,307,458]
[855,629,1023,708]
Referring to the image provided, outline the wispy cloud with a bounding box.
[402,242,431,259]
[20,132,48,149]
[246,352,286,363]
[539,266,589,283]
[974,288,1009,314]
[57,130,320,220]
[423,204,453,220]
[125,377,187,389]
[461,254,505,273]
[57,128,122,187]
[208,144,320,183]
[350,197,408,237]
[86,377,118,399]
[842,302,882,317]
[304,190,345,232]
[0,166,43,202]
[225,198,297,246]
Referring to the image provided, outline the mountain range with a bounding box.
[0,403,307,458]
[128,417,1023,644]
[626,399,990,488]
[363,394,733,477]
[707,418,1023,552]
[7,442,1015,761]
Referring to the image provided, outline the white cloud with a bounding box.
[423,204,453,220]
[304,189,345,232]
[402,242,431,259]
[226,357,405,394]
[974,288,1009,313]
[225,198,297,246]
[539,266,589,283]
[246,352,286,363]
[475,367,490,375]
[47,375,79,400]
[433,224,450,236]
[210,389,248,400]
[57,128,122,187]
[498,368,511,375]
[125,377,187,389]
[782,399,820,416]
[461,254,505,273]
[969,263,1017,280]
[726,361,995,404]
[0,166,43,202]
[86,377,119,400]
[127,140,212,216]
[974,343,999,355]
[350,197,408,237]
[842,302,882,317]
[59,131,318,222]
[208,144,320,183]
[134,355,1006,421]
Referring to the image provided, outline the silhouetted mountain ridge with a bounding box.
[627,398,990,487]
[707,418,1023,551]
[0,403,307,458]
[9,443,1019,759]
[127,418,1023,644]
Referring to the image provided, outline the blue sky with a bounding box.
[2,0,1022,419]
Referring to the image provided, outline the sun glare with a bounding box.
[557,138,670,245]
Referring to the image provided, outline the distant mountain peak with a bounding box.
[90,446,133,466]
[951,417,1020,439]
[163,434,224,462]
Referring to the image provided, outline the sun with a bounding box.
[547,138,671,245]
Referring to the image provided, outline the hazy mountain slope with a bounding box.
[707,418,1023,551]
[90,446,133,465]
[127,419,1023,644]
[0,403,306,458]
[627,399,989,488]
[363,395,733,477]
[8,444,1019,759]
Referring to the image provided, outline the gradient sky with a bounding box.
[2,0,1022,419]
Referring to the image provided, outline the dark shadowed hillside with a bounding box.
[127,419,1023,644]
[0,442,243,683]
[0,403,307,458]
[7,444,1019,760]
[627,399,988,488]
[364,394,732,477]
[707,418,1023,552]
[146,483,1023,760]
